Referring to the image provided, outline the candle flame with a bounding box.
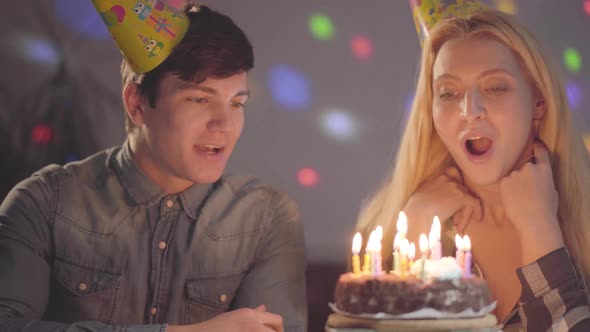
[409,242,416,261]
[375,225,383,241]
[352,232,362,254]
[419,233,429,254]
[400,238,410,256]
[430,216,441,240]
[463,235,471,251]
[366,231,376,252]
[397,211,408,234]
[455,234,463,250]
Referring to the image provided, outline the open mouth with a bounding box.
[195,144,223,155]
[465,137,492,156]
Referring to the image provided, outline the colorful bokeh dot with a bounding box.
[321,109,357,140]
[65,154,79,163]
[55,0,110,39]
[350,35,373,60]
[309,13,334,40]
[566,83,583,110]
[297,168,319,187]
[585,0,590,17]
[268,65,311,110]
[563,48,582,73]
[31,125,53,145]
[22,37,61,66]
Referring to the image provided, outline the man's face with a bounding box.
[139,72,249,185]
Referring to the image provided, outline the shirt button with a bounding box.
[150,306,158,316]
[158,241,167,250]
[78,283,87,292]
[219,294,228,303]
[166,200,174,208]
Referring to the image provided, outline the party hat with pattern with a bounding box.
[409,0,489,45]
[92,0,190,73]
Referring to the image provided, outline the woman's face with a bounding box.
[431,36,543,185]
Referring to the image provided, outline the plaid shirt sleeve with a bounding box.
[516,247,590,332]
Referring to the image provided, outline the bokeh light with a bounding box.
[297,168,319,187]
[55,0,110,39]
[566,82,583,110]
[350,35,373,60]
[309,13,334,40]
[268,65,311,110]
[65,154,79,163]
[563,48,582,73]
[495,0,518,15]
[21,37,61,66]
[31,125,53,145]
[321,109,357,140]
[585,0,590,17]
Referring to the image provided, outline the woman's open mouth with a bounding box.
[194,144,224,155]
[465,137,492,157]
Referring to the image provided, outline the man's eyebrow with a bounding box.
[176,83,250,98]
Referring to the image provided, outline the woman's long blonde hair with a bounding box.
[356,10,590,281]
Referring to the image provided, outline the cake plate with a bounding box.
[325,313,499,332]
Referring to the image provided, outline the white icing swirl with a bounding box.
[410,256,463,280]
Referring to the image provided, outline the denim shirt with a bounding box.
[0,142,307,332]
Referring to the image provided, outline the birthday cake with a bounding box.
[333,257,493,316]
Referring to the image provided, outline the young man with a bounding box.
[0,4,307,332]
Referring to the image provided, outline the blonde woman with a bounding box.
[356,10,590,331]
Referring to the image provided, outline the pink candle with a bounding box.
[455,234,465,271]
[463,235,472,278]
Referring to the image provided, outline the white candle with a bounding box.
[419,233,429,279]
[367,230,382,276]
[429,216,442,260]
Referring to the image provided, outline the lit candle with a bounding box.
[392,232,402,275]
[372,230,383,276]
[352,232,362,275]
[463,235,472,278]
[429,216,442,260]
[455,234,465,272]
[400,238,410,277]
[362,231,373,274]
[408,242,416,266]
[419,233,429,280]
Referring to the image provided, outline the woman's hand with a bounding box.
[500,141,564,264]
[404,166,482,242]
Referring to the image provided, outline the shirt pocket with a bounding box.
[184,273,243,324]
[46,259,123,324]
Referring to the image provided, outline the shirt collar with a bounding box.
[110,140,215,219]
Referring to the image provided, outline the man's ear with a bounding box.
[123,83,147,128]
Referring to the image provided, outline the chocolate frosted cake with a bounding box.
[333,257,493,316]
